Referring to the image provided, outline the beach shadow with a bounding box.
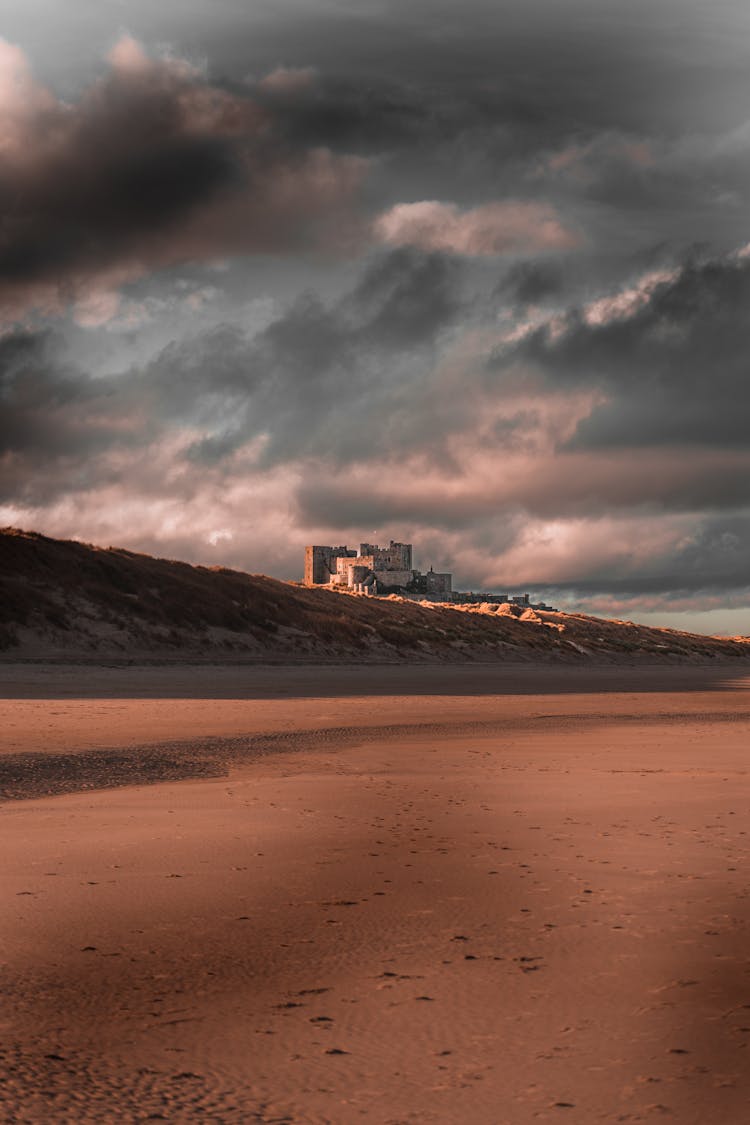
[2,660,749,700]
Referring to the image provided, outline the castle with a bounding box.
[304,538,558,609]
[304,541,452,597]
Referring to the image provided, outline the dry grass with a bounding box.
[1,527,748,664]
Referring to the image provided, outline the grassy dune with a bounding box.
[1,527,748,663]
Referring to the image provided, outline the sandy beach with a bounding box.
[3,663,750,1123]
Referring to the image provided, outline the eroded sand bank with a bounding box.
[3,665,750,1123]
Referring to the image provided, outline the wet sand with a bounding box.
[3,664,750,1122]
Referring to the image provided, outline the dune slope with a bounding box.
[1,527,748,664]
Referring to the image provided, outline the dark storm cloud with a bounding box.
[495,261,565,308]
[9,0,745,141]
[656,515,750,593]
[345,247,465,348]
[254,73,427,156]
[170,247,467,466]
[252,64,615,199]
[0,37,365,318]
[502,251,750,450]
[230,6,750,265]
[1,5,743,316]
[4,3,748,270]
[0,332,135,459]
[240,0,750,136]
[0,329,157,504]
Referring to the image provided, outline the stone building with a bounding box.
[304,540,451,597]
[304,545,356,586]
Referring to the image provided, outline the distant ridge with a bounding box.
[1,527,748,664]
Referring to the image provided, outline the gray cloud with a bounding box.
[0,249,466,501]
[495,261,566,308]
[162,248,467,467]
[503,252,750,450]
[532,513,750,604]
[0,331,141,460]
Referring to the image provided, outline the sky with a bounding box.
[2,0,750,634]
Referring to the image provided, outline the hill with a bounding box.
[1,527,748,664]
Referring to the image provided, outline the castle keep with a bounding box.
[304,541,452,597]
